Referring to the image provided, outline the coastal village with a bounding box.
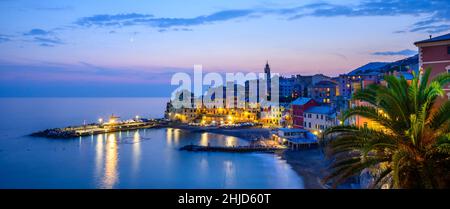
[34,33,450,150]
[4,0,450,193]
[164,33,450,150]
[30,33,450,189]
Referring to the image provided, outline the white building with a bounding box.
[260,102,283,127]
[303,105,337,134]
[273,128,318,149]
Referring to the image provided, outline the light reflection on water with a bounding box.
[223,160,235,187]
[132,131,141,178]
[94,131,142,189]
[200,133,208,146]
[167,128,244,147]
[103,133,118,188]
[91,129,254,189]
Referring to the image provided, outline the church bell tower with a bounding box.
[264,61,271,100]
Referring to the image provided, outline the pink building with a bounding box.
[414,33,450,100]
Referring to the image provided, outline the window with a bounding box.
[448,46,450,54]
[308,122,311,128]
[321,115,324,120]
[316,114,319,119]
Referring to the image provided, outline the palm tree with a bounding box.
[324,68,450,189]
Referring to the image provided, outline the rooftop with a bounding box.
[313,80,338,87]
[304,105,334,115]
[414,33,450,45]
[292,97,313,106]
[397,72,414,80]
[277,128,309,133]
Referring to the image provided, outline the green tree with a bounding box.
[324,69,450,189]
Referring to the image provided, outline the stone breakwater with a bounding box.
[31,119,168,139]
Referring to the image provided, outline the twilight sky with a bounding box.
[0,0,449,97]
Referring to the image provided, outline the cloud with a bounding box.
[287,0,450,33]
[75,13,154,27]
[33,37,64,47]
[409,24,450,33]
[0,34,12,43]
[75,9,254,29]
[21,28,65,47]
[0,60,190,86]
[33,6,73,11]
[0,61,177,97]
[23,28,52,36]
[158,28,193,33]
[73,1,450,34]
[372,49,417,56]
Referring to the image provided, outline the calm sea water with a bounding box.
[0,98,303,189]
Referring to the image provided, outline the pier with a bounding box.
[31,115,168,139]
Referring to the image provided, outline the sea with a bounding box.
[0,98,303,189]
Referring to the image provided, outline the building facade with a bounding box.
[309,80,339,105]
[291,97,318,129]
[303,106,337,134]
[415,33,450,100]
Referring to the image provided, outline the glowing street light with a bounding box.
[98,118,104,124]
